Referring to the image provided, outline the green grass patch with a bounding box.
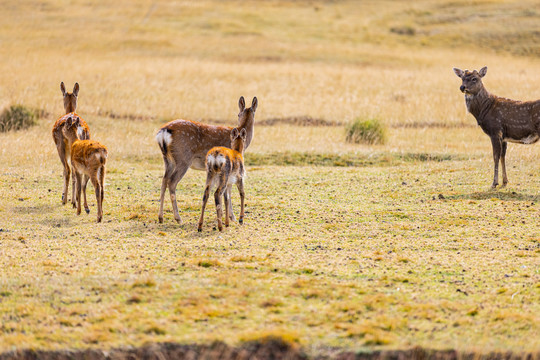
[345,118,387,145]
[0,105,39,132]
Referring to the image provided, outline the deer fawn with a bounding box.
[61,115,108,223]
[198,127,247,232]
[52,82,91,205]
[454,66,540,188]
[156,96,257,224]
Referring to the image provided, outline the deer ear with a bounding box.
[66,115,73,126]
[251,97,258,112]
[238,96,245,112]
[240,128,247,139]
[73,83,80,96]
[479,66,487,77]
[231,127,239,138]
[61,82,66,96]
[453,68,464,78]
[73,116,80,126]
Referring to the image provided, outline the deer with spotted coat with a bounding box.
[198,127,247,232]
[62,115,108,223]
[155,96,257,224]
[52,82,91,205]
[453,66,540,188]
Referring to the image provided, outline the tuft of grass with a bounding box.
[0,105,38,132]
[198,259,222,268]
[345,118,387,145]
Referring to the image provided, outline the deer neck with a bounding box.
[238,118,254,149]
[465,87,494,125]
[233,141,245,155]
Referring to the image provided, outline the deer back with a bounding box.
[71,140,108,171]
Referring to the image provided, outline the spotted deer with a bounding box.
[198,127,247,232]
[156,96,257,224]
[453,66,540,188]
[52,82,91,205]
[61,115,108,223]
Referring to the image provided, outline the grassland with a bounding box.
[0,0,539,356]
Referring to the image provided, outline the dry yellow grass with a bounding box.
[0,0,539,356]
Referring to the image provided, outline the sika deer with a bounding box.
[198,127,247,232]
[52,82,91,205]
[453,66,540,188]
[156,96,257,224]
[62,115,108,223]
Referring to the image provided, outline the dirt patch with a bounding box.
[1,340,538,360]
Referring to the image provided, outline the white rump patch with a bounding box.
[155,129,172,147]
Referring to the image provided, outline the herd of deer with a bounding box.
[52,66,540,227]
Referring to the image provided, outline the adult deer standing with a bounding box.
[453,67,540,188]
[156,96,257,224]
[52,82,91,205]
[62,115,108,222]
[198,127,247,232]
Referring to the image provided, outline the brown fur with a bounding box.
[62,115,108,223]
[198,128,247,232]
[52,82,91,205]
[156,96,257,224]
[454,66,540,188]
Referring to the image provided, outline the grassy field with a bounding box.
[1,0,539,356]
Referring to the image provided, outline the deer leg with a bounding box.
[224,188,230,228]
[90,175,102,223]
[215,180,227,231]
[74,172,82,215]
[500,141,508,187]
[237,178,245,225]
[158,159,171,223]
[168,163,190,224]
[226,185,236,222]
[490,136,502,189]
[99,165,105,204]
[71,167,77,208]
[55,141,69,205]
[82,175,90,214]
[198,174,213,232]
[62,158,70,205]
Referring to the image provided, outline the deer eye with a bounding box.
[471,78,477,82]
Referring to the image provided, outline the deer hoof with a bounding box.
[158,216,163,223]
[239,218,243,224]
[174,217,182,224]
[197,227,202,232]
[97,217,102,223]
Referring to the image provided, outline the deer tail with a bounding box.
[206,152,226,173]
[156,128,173,161]
[96,148,108,165]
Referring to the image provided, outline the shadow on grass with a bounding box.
[448,191,539,202]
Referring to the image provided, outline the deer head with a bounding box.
[453,67,487,96]
[61,115,81,143]
[61,82,79,114]
[230,127,247,154]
